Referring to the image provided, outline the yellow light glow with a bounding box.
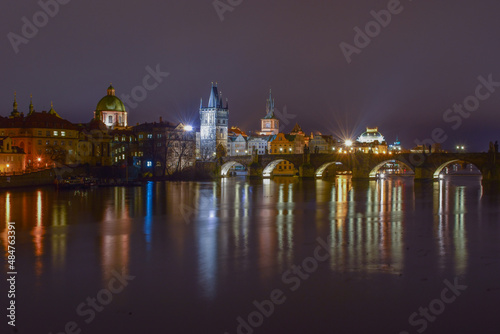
[345,140,353,147]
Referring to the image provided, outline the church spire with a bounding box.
[48,101,61,118]
[29,94,34,115]
[200,98,203,109]
[208,81,220,108]
[265,88,275,118]
[10,92,20,118]
[13,92,18,112]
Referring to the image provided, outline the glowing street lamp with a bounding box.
[184,125,193,132]
[345,140,353,147]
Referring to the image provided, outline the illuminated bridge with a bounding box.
[215,152,500,180]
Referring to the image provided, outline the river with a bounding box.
[1,176,499,333]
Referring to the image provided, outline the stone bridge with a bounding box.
[216,152,500,180]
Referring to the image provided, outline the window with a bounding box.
[157,134,162,138]
[46,141,49,145]
[53,131,58,136]
[38,140,42,145]
[61,131,66,137]
[46,131,50,136]
[38,131,42,136]
[146,161,152,167]
[61,141,65,146]
[139,134,143,139]
[108,115,113,123]
[147,134,152,139]
[54,141,57,146]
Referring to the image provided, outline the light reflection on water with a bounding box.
[0,176,484,296]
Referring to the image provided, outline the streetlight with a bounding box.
[184,125,193,132]
[345,140,353,147]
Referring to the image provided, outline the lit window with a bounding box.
[53,131,58,136]
[61,131,66,137]
[146,161,152,167]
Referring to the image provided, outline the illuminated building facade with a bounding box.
[354,127,388,154]
[0,136,25,173]
[248,136,269,155]
[0,94,79,169]
[228,134,248,156]
[199,83,229,159]
[310,134,337,153]
[93,85,128,129]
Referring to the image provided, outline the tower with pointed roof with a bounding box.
[28,94,34,115]
[260,89,279,135]
[9,92,20,118]
[199,82,229,158]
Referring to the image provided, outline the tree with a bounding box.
[216,143,227,159]
[45,145,68,165]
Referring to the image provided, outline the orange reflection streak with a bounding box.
[1,193,11,257]
[328,177,405,274]
[101,187,131,282]
[31,190,46,277]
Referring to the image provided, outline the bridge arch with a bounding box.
[221,161,247,176]
[369,159,415,178]
[432,159,481,179]
[263,159,297,178]
[315,162,343,178]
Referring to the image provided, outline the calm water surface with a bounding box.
[1,176,500,334]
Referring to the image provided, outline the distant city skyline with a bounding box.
[2,0,500,151]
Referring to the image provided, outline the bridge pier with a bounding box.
[248,163,263,178]
[414,167,435,180]
[299,164,315,178]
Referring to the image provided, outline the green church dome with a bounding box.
[95,85,126,112]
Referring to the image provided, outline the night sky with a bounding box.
[1,0,500,151]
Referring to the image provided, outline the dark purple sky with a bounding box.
[2,0,500,151]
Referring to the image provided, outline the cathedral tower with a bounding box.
[199,82,229,158]
[260,89,279,135]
